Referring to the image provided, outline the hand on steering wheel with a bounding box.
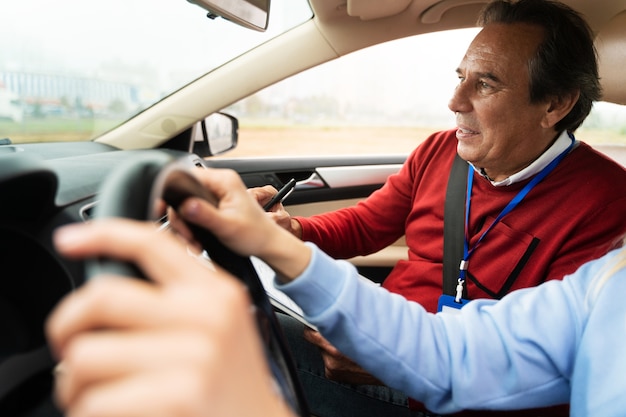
[62,151,309,417]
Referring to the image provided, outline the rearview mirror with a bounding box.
[192,112,238,156]
[187,0,270,32]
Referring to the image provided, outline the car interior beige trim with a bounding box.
[595,10,626,105]
[420,0,489,24]
[315,164,403,188]
[346,0,412,20]
[288,199,409,268]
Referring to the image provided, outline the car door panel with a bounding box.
[207,155,409,282]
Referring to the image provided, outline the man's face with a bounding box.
[449,23,557,181]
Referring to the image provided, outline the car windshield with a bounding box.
[0,0,312,144]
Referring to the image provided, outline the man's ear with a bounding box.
[541,90,580,129]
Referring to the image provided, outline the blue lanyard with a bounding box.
[456,134,576,302]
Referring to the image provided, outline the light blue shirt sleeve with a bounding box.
[276,243,624,414]
[570,249,626,416]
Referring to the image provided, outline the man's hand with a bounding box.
[248,185,303,239]
[47,219,294,417]
[303,328,382,386]
[167,168,310,281]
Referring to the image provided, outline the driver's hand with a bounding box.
[168,168,311,281]
[303,328,383,386]
[166,168,282,258]
[47,219,294,417]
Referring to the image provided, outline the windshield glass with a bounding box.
[0,0,312,144]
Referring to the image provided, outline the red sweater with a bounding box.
[296,129,626,416]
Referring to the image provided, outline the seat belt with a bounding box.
[442,154,468,297]
[409,153,468,411]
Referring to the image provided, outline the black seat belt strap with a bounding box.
[443,154,468,296]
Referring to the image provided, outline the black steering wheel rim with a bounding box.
[88,151,309,417]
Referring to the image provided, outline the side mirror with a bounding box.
[186,0,270,32]
[192,112,238,156]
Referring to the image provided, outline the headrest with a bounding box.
[595,11,626,105]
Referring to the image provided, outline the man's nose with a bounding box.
[448,83,471,114]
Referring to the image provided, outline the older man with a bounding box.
[252,0,626,416]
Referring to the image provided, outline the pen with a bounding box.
[263,178,297,211]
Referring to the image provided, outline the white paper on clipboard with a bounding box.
[251,256,318,331]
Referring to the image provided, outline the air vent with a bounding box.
[80,201,168,228]
[79,201,97,222]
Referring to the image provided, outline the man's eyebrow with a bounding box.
[455,68,503,84]
[477,71,502,83]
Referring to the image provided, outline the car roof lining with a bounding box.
[595,10,626,105]
[345,0,412,20]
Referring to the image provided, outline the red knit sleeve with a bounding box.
[295,130,454,259]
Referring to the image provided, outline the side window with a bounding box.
[225,28,479,157]
[224,28,626,159]
[579,102,626,144]
[579,102,626,166]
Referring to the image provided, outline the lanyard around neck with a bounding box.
[456,134,576,302]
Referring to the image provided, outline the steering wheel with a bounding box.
[88,151,310,416]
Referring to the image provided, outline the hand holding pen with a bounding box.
[263,178,296,211]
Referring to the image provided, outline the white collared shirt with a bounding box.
[472,131,577,186]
